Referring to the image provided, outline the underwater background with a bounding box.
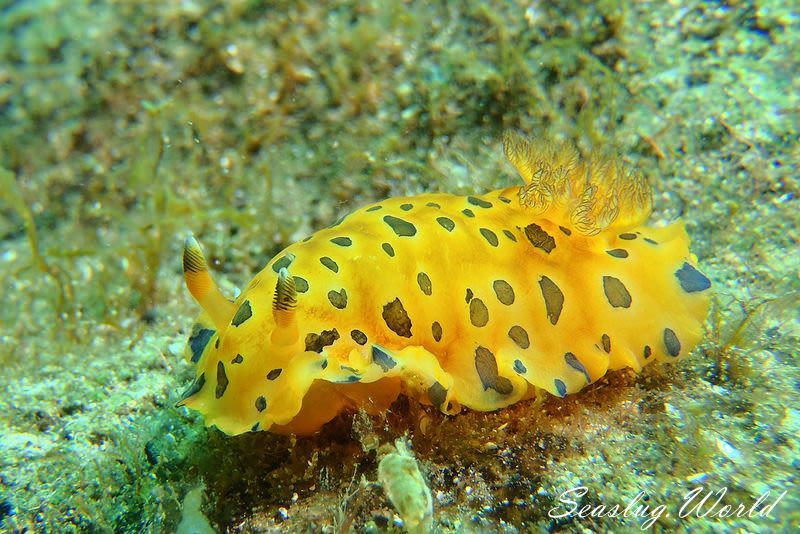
[0,0,798,532]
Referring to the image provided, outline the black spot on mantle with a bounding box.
[305,328,340,353]
[383,215,417,237]
[474,346,513,395]
[602,276,632,308]
[382,298,413,337]
[188,326,215,363]
[215,361,228,398]
[675,262,712,293]
[372,345,397,372]
[524,223,556,253]
[231,300,252,327]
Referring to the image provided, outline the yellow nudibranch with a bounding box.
[177,133,712,435]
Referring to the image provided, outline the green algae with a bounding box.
[0,166,75,334]
[0,0,798,531]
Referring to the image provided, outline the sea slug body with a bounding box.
[177,132,712,435]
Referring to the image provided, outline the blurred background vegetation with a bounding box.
[0,0,797,531]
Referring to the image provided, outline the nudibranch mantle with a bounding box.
[177,133,711,435]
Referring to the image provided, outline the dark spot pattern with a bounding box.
[619,233,637,240]
[176,373,205,405]
[320,256,339,272]
[294,276,309,293]
[606,249,629,258]
[538,276,564,325]
[564,352,590,382]
[267,368,282,380]
[383,215,417,237]
[554,379,567,397]
[426,202,441,208]
[508,325,530,349]
[271,253,295,273]
[428,382,447,409]
[366,205,382,212]
[431,321,442,342]
[601,334,611,353]
[468,196,492,208]
[400,203,413,211]
[502,229,517,242]
[436,216,455,232]
[215,361,228,398]
[644,345,652,359]
[382,298,413,337]
[231,300,253,326]
[664,328,681,357]
[474,346,513,395]
[559,226,572,236]
[498,196,511,204]
[382,242,395,257]
[493,279,515,305]
[330,236,352,247]
[251,422,260,432]
[524,223,556,253]
[350,329,367,345]
[462,208,475,218]
[480,228,499,247]
[255,396,267,412]
[513,359,527,374]
[602,276,632,308]
[305,328,340,353]
[231,353,244,364]
[465,288,473,303]
[372,345,397,371]
[469,298,489,327]
[675,262,712,293]
[644,237,658,245]
[328,288,348,309]
[417,272,432,296]
[337,375,361,384]
[215,337,220,349]
[189,326,215,363]
[321,359,328,370]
